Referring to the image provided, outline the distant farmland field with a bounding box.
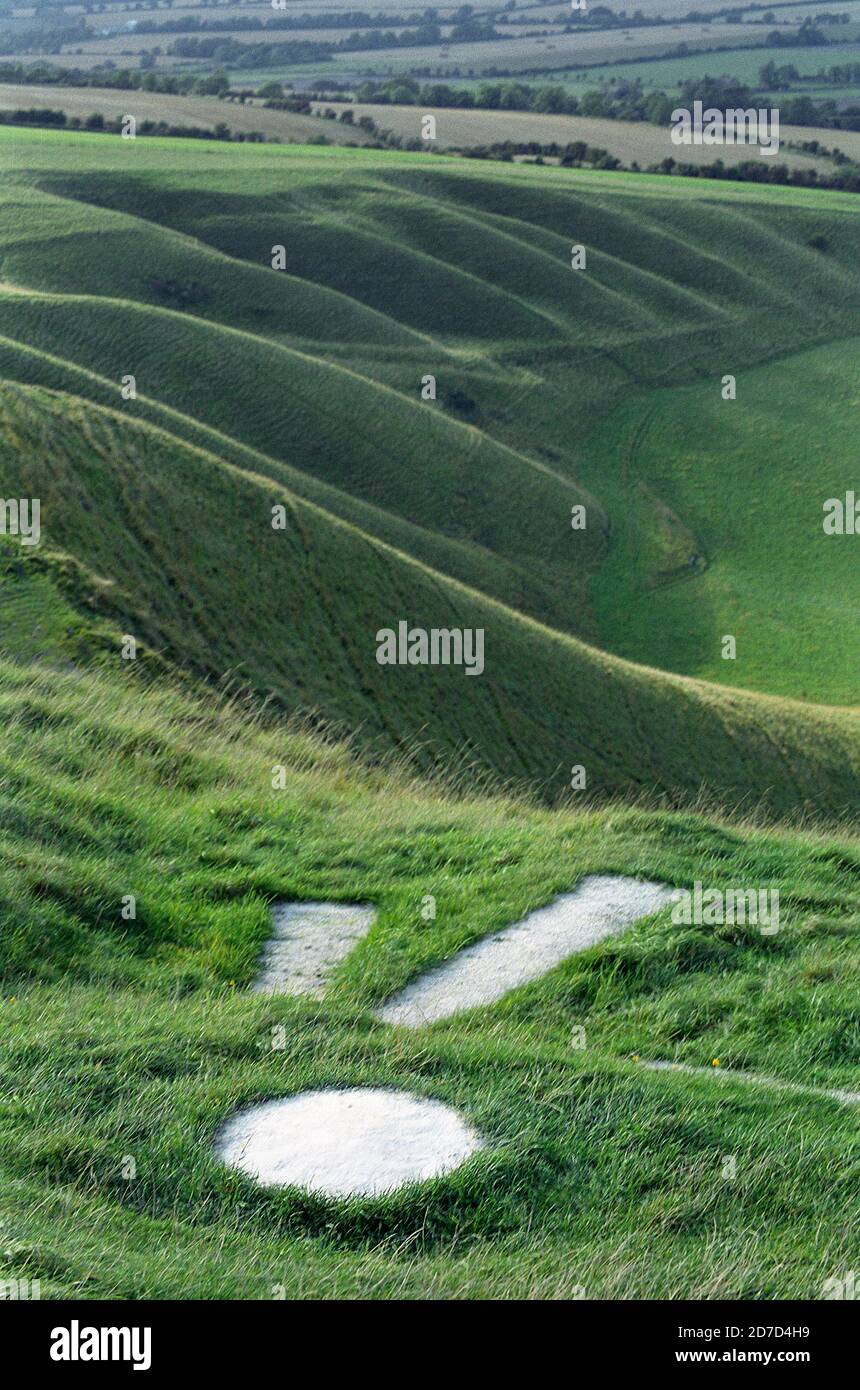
[513,0,792,14]
[14,0,446,20]
[0,50,207,71]
[337,22,761,75]
[0,83,377,143]
[556,40,860,93]
[58,24,420,58]
[312,100,857,169]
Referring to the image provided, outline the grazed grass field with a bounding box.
[0,658,858,1299]
[0,128,857,1303]
[555,40,860,94]
[518,0,846,14]
[332,22,761,76]
[0,49,210,70]
[579,339,860,703]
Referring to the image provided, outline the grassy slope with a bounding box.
[2,379,860,816]
[0,134,857,1301]
[581,338,860,704]
[1,133,860,687]
[1,132,860,810]
[0,658,858,1299]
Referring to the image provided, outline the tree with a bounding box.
[580,89,609,118]
[194,69,229,95]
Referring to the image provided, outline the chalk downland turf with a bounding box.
[377,873,675,1027]
[213,1088,484,1198]
[251,901,376,996]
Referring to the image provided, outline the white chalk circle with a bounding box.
[214,1088,484,1198]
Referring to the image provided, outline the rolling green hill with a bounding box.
[2,378,860,816]
[579,337,860,703]
[0,129,859,819]
[0,129,858,1304]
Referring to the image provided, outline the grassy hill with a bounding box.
[0,128,858,1303]
[1,130,859,815]
[0,654,858,1298]
[2,378,860,816]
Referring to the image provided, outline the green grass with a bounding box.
[3,378,860,816]
[537,41,860,95]
[1,132,860,813]
[0,656,858,1299]
[0,131,858,1299]
[579,338,860,703]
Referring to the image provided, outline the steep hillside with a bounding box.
[1,379,859,816]
[1,130,858,1304]
[0,655,858,1298]
[1,130,858,812]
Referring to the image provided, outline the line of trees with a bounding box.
[167,17,501,67]
[0,104,267,139]
[0,59,230,95]
[351,70,860,132]
[463,138,860,193]
[761,59,860,86]
[129,11,452,36]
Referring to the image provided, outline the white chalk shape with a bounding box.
[214,1088,484,1197]
[378,873,673,1027]
[251,901,375,996]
